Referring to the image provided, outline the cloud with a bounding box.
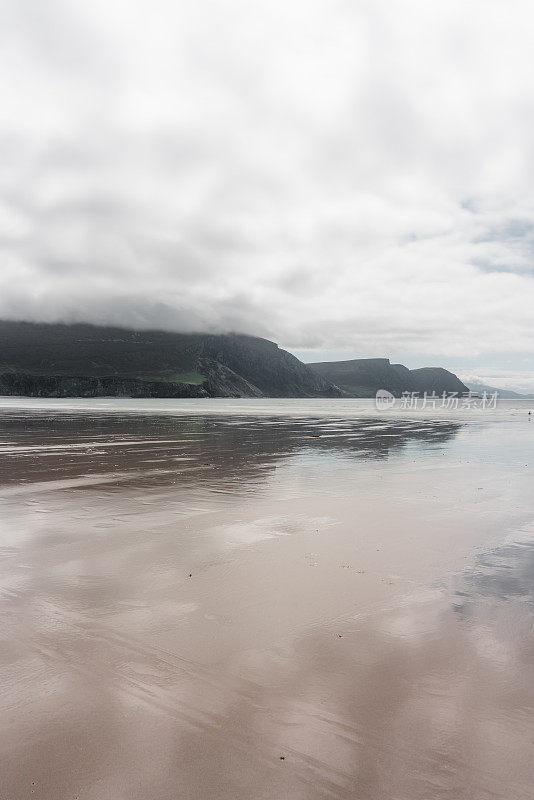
[459,370,534,395]
[1,0,534,361]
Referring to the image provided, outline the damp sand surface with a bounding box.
[1,399,534,799]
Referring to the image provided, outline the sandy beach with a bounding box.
[1,399,533,799]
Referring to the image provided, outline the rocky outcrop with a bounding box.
[0,372,209,398]
[199,359,264,398]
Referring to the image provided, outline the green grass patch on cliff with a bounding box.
[136,371,206,385]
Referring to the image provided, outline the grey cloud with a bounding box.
[1,0,534,364]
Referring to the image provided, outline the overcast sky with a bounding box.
[2,1,534,389]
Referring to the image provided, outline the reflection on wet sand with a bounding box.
[1,405,533,799]
[0,411,462,488]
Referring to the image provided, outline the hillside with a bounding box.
[308,358,468,397]
[465,381,534,399]
[0,321,341,399]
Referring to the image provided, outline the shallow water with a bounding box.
[0,399,533,799]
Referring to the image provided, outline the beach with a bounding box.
[1,398,533,799]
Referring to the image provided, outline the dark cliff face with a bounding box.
[0,321,341,398]
[308,358,468,397]
[308,358,407,397]
[409,367,468,395]
[0,320,466,400]
[199,336,338,397]
[0,372,209,399]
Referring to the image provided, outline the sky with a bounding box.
[1,0,534,390]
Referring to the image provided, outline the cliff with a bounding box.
[0,321,340,398]
[308,358,468,397]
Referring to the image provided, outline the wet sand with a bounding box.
[1,399,533,799]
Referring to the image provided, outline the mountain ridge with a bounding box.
[465,380,534,400]
[0,320,468,399]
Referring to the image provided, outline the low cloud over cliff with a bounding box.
[2,0,534,362]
